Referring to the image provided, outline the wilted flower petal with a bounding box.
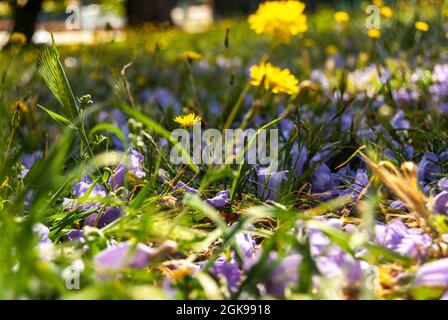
[94,241,176,270]
[205,190,230,208]
[414,258,448,288]
[210,256,241,292]
[85,206,121,228]
[433,191,448,215]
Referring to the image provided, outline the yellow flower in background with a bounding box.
[380,6,393,18]
[415,21,429,32]
[303,38,315,47]
[184,51,202,61]
[367,29,381,39]
[358,52,369,65]
[12,100,29,113]
[174,113,202,128]
[250,62,299,95]
[42,0,57,13]
[248,1,308,43]
[373,0,383,6]
[9,32,27,45]
[334,11,350,23]
[325,44,338,56]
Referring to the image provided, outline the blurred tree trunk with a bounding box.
[126,0,174,26]
[10,0,44,42]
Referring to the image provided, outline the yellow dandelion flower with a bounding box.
[415,21,429,32]
[373,0,383,6]
[325,44,338,56]
[250,62,299,95]
[12,100,29,113]
[9,32,27,45]
[380,6,393,18]
[358,51,369,65]
[367,29,381,39]
[334,11,350,23]
[303,38,315,47]
[184,51,202,62]
[174,113,202,128]
[248,1,308,43]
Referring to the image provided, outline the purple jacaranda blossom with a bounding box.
[414,258,448,288]
[347,64,379,97]
[310,70,330,91]
[205,190,230,208]
[306,218,343,255]
[438,103,448,112]
[216,55,241,69]
[279,117,295,140]
[210,100,221,115]
[63,180,107,211]
[264,253,302,297]
[63,180,120,228]
[109,165,126,191]
[74,181,107,199]
[391,110,410,130]
[94,240,177,270]
[244,94,254,109]
[432,64,448,83]
[314,247,363,283]
[109,150,146,190]
[357,124,381,142]
[340,108,353,131]
[430,64,448,97]
[33,223,53,261]
[210,255,242,293]
[234,225,257,258]
[98,109,129,150]
[340,169,368,200]
[20,151,43,178]
[140,87,181,113]
[433,191,448,215]
[304,218,366,284]
[33,223,51,244]
[389,199,406,210]
[175,181,199,194]
[111,109,129,148]
[128,150,146,178]
[379,68,392,84]
[392,88,420,107]
[438,177,448,190]
[386,142,414,160]
[256,168,288,201]
[375,220,432,259]
[252,114,265,128]
[311,163,335,194]
[352,169,368,198]
[66,229,84,242]
[417,152,447,183]
[84,206,121,228]
[291,143,308,177]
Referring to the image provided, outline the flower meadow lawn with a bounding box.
[2,1,448,300]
